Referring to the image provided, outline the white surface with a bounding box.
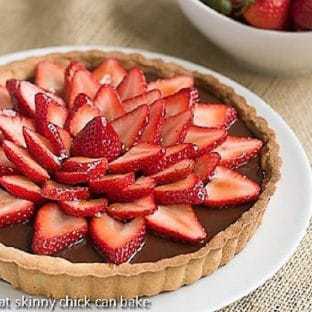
[0,46,311,312]
[178,0,312,75]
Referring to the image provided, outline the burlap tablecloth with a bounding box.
[0,0,311,310]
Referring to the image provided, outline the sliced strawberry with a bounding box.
[0,86,13,109]
[117,67,147,101]
[0,146,17,176]
[144,143,196,175]
[0,110,35,147]
[213,136,263,169]
[32,203,88,255]
[23,127,61,171]
[146,204,206,243]
[107,195,156,220]
[71,116,121,161]
[0,175,42,202]
[163,88,199,117]
[89,213,146,264]
[3,140,49,184]
[43,123,72,158]
[60,198,107,217]
[161,110,192,147]
[111,104,149,150]
[35,92,68,132]
[41,180,90,201]
[109,143,164,174]
[194,152,220,183]
[184,126,227,156]
[89,172,135,194]
[55,170,89,185]
[66,93,101,136]
[193,103,237,129]
[139,99,165,144]
[93,85,125,121]
[150,159,195,185]
[35,61,65,95]
[122,89,161,113]
[62,157,108,177]
[91,58,127,87]
[68,69,100,108]
[204,166,261,207]
[0,189,35,228]
[6,80,65,117]
[148,75,194,97]
[154,174,206,205]
[107,176,155,202]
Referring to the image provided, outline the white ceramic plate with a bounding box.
[0,46,311,312]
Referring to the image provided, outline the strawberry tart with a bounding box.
[0,50,280,299]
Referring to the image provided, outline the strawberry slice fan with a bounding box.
[0,57,265,265]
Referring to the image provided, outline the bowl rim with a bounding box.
[182,0,312,37]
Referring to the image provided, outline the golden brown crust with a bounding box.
[0,50,281,299]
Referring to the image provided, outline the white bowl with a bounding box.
[178,0,312,75]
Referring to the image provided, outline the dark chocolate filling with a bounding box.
[0,74,264,264]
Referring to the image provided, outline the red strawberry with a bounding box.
[0,175,42,202]
[111,104,149,150]
[148,75,194,97]
[117,67,147,101]
[66,93,101,136]
[150,159,195,185]
[89,172,135,194]
[23,127,61,171]
[161,110,192,147]
[35,93,68,132]
[55,170,90,185]
[213,136,263,168]
[0,146,17,176]
[60,198,107,217]
[109,143,164,174]
[6,80,65,117]
[64,61,86,101]
[184,126,227,156]
[122,89,161,113]
[154,174,207,205]
[139,99,165,144]
[93,85,125,121]
[0,86,13,109]
[146,204,206,243]
[193,103,237,129]
[43,123,72,158]
[41,180,90,201]
[243,0,290,30]
[194,152,220,183]
[62,157,108,176]
[144,143,196,175]
[32,203,88,255]
[3,140,50,184]
[204,166,261,207]
[0,189,35,228]
[35,61,65,95]
[0,110,35,147]
[163,88,199,117]
[292,0,312,29]
[107,195,156,220]
[107,176,155,202]
[91,58,127,87]
[89,213,146,264]
[71,116,122,161]
[68,69,100,108]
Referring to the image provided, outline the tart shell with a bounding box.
[0,50,281,299]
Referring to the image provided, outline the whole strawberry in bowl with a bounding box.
[178,0,312,75]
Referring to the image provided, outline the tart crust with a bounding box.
[0,50,281,299]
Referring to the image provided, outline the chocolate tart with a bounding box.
[0,50,281,299]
